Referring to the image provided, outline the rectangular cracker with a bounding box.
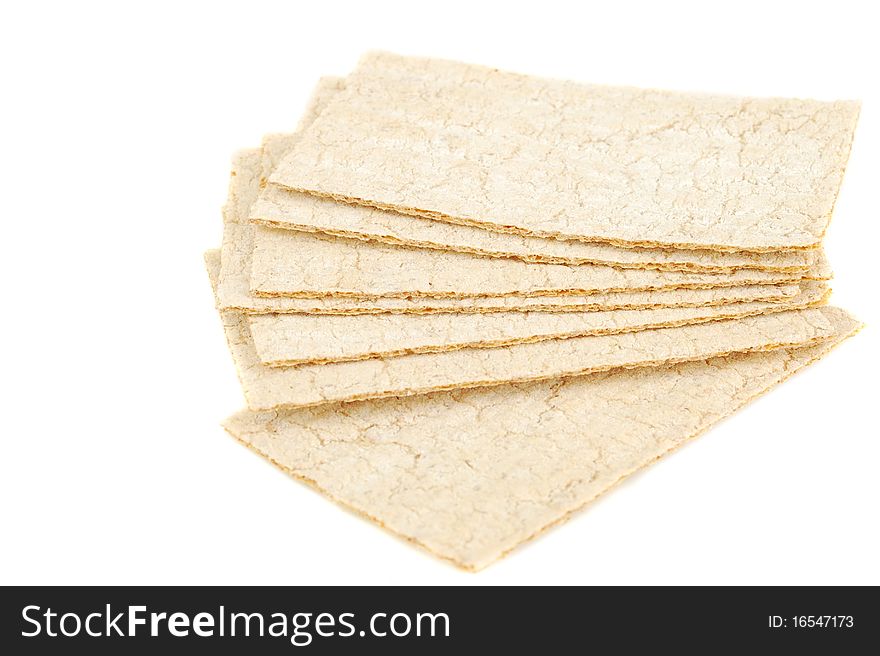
[223,309,860,570]
[253,184,819,273]
[271,53,860,252]
[218,168,804,314]
[252,80,816,273]
[250,281,828,366]
[216,227,802,315]
[209,249,840,410]
[250,225,825,299]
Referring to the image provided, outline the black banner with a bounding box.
[1,586,876,653]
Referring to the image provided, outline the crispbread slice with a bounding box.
[250,226,825,299]
[217,223,803,316]
[271,52,859,252]
[253,184,818,273]
[250,85,827,298]
[251,85,816,275]
[250,281,828,366]
[223,309,860,570]
[217,164,803,314]
[208,249,840,411]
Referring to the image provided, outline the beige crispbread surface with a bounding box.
[250,281,829,366]
[250,226,823,299]
[217,150,262,311]
[259,77,347,172]
[223,311,860,570]
[271,52,860,252]
[250,90,827,298]
[252,84,815,273]
[216,77,342,312]
[253,184,818,273]
[215,233,802,314]
[209,249,840,410]
[216,158,803,314]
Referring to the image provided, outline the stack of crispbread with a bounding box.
[205,53,861,571]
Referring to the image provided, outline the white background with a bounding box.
[1,0,878,585]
